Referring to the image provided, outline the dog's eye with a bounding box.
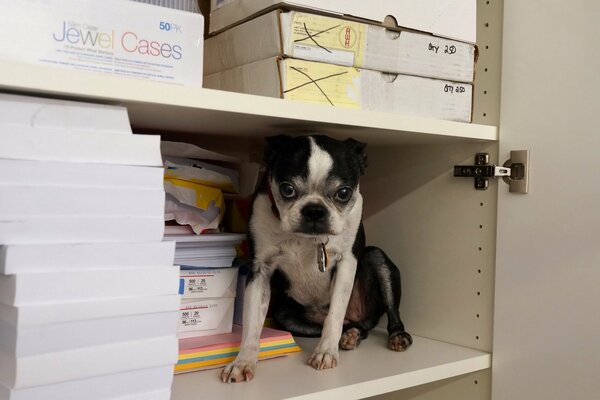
[279,182,297,199]
[335,187,353,202]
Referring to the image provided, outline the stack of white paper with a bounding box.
[163,232,244,339]
[164,233,244,268]
[0,94,178,400]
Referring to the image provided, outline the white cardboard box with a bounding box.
[0,311,179,357]
[0,295,181,328]
[179,268,238,299]
[204,10,476,83]
[0,335,178,389]
[0,159,164,189]
[177,297,234,338]
[0,94,131,135]
[0,216,165,245]
[209,0,476,44]
[0,186,165,219]
[0,365,174,400]
[0,0,204,86]
[0,126,162,166]
[0,242,175,274]
[205,57,473,122]
[0,267,180,305]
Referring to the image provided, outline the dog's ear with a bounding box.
[344,138,368,175]
[264,134,293,169]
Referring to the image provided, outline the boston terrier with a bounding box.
[221,135,412,383]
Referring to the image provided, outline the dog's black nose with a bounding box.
[301,203,328,223]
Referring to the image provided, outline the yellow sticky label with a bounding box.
[290,12,366,67]
[283,59,360,108]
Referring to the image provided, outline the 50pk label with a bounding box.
[159,21,182,33]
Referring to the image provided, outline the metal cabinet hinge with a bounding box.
[454,150,530,193]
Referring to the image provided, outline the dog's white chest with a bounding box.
[273,240,336,306]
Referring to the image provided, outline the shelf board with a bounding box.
[0,62,497,146]
[171,330,491,400]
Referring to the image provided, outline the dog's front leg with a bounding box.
[308,256,357,370]
[221,266,271,383]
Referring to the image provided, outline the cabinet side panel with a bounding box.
[472,0,503,127]
[362,143,498,352]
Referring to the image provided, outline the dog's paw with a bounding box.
[388,331,413,352]
[307,348,339,370]
[220,360,256,383]
[339,327,362,350]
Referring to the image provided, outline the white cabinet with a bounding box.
[493,1,600,399]
[1,0,598,399]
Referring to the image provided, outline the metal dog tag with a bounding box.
[317,243,328,273]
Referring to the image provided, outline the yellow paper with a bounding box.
[283,59,360,108]
[164,178,225,212]
[290,12,366,67]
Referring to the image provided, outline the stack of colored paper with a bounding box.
[175,325,301,374]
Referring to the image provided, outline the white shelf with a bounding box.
[0,62,497,146]
[171,330,491,400]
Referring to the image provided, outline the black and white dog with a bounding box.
[221,135,412,383]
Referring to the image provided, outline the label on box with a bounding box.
[178,298,234,332]
[0,0,204,86]
[289,13,366,67]
[180,306,210,328]
[179,268,238,299]
[283,59,360,108]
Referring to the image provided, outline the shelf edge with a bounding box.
[288,353,491,400]
[0,61,498,143]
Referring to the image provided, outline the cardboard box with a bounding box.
[0,0,204,86]
[0,267,180,305]
[209,0,476,44]
[0,94,131,135]
[205,57,473,123]
[0,126,162,166]
[0,242,175,274]
[179,268,238,299]
[205,10,476,83]
[0,216,165,245]
[0,335,177,389]
[0,186,165,219]
[0,311,179,357]
[177,297,234,338]
[0,295,181,328]
[0,366,174,400]
[0,159,164,190]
